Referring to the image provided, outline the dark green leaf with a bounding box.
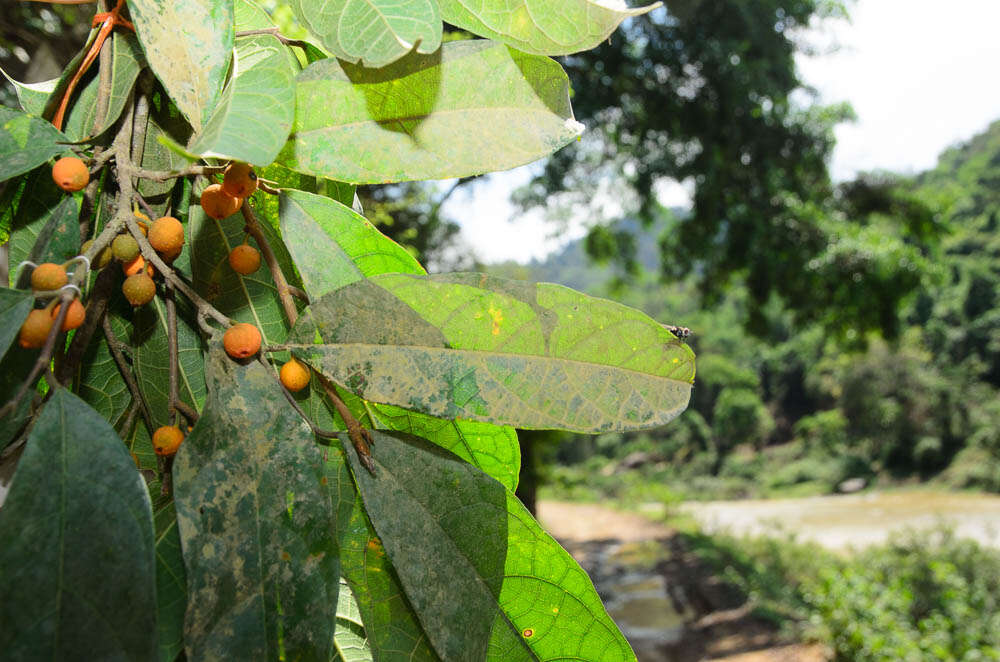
[345,431,636,662]
[189,202,299,345]
[278,40,583,184]
[132,297,207,429]
[0,346,35,451]
[280,189,424,298]
[136,88,193,199]
[0,287,33,361]
[7,169,81,288]
[0,106,69,183]
[0,389,157,660]
[76,314,133,427]
[129,0,234,132]
[63,33,145,141]
[326,444,442,662]
[439,0,657,55]
[288,273,695,432]
[288,0,441,68]
[173,348,339,661]
[154,497,187,662]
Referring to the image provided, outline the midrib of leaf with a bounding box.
[299,106,572,134]
[150,298,199,408]
[55,403,68,647]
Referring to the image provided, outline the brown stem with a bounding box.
[318,374,375,474]
[172,399,199,425]
[240,201,298,325]
[58,265,117,383]
[234,27,310,50]
[102,315,154,435]
[132,164,226,182]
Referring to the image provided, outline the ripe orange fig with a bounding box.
[122,272,155,306]
[18,309,55,348]
[221,162,258,198]
[122,254,145,276]
[280,358,311,392]
[223,323,262,359]
[51,156,89,192]
[148,216,184,255]
[30,263,68,291]
[228,244,261,275]
[51,299,86,332]
[200,183,242,220]
[152,425,184,456]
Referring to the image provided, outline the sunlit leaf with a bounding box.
[288,0,442,68]
[129,0,234,131]
[277,40,583,184]
[0,67,55,115]
[439,0,658,55]
[0,389,157,660]
[288,273,695,432]
[173,348,339,661]
[333,579,373,662]
[0,106,69,182]
[345,431,636,662]
[280,189,424,298]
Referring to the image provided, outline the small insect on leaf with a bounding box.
[663,324,691,340]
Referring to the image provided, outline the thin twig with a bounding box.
[131,164,226,182]
[257,179,281,195]
[256,355,338,438]
[318,373,376,474]
[102,315,154,435]
[58,265,117,383]
[287,285,309,303]
[172,399,199,425]
[118,397,141,440]
[234,27,311,49]
[240,201,298,324]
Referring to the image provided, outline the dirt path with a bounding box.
[537,500,673,542]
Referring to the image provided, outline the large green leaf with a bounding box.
[173,348,339,661]
[135,88,193,199]
[326,444,442,662]
[63,32,145,141]
[154,497,187,662]
[0,287,33,361]
[7,169,81,288]
[132,298,207,429]
[289,0,441,68]
[189,202,299,345]
[0,389,157,660]
[0,106,69,182]
[186,31,297,165]
[345,431,636,662]
[277,40,583,184]
[438,0,658,55]
[288,273,695,432]
[129,0,234,132]
[280,189,424,298]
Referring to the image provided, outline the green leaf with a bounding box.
[189,202,299,345]
[173,348,339,661]
[333,579,373,662]
[0,68,55,115]
[369,403,521,491]
[288,0,442,68]
[186,31,297,165]
[132,297,207,429]
[0,389,157,660]
[344,431,636,662]
[136,89,193,199]
[278,40,583,184]
[288,273,695,432]
[63,33,145,141]
[326,444,442,661]
[154,497,187,662]
[0,346,36,451]
[280,189,424,298]
[7,169,82,288]
[0,287,33,361]
[0,106,69,182]
[439,0,658,55]
[76,314,133,427]
[128,0,234,132]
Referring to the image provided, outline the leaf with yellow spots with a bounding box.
[288,272,695,433]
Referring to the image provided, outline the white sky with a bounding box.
[448,0,1000,264]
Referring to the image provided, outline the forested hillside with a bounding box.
[492,121,1000,499]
